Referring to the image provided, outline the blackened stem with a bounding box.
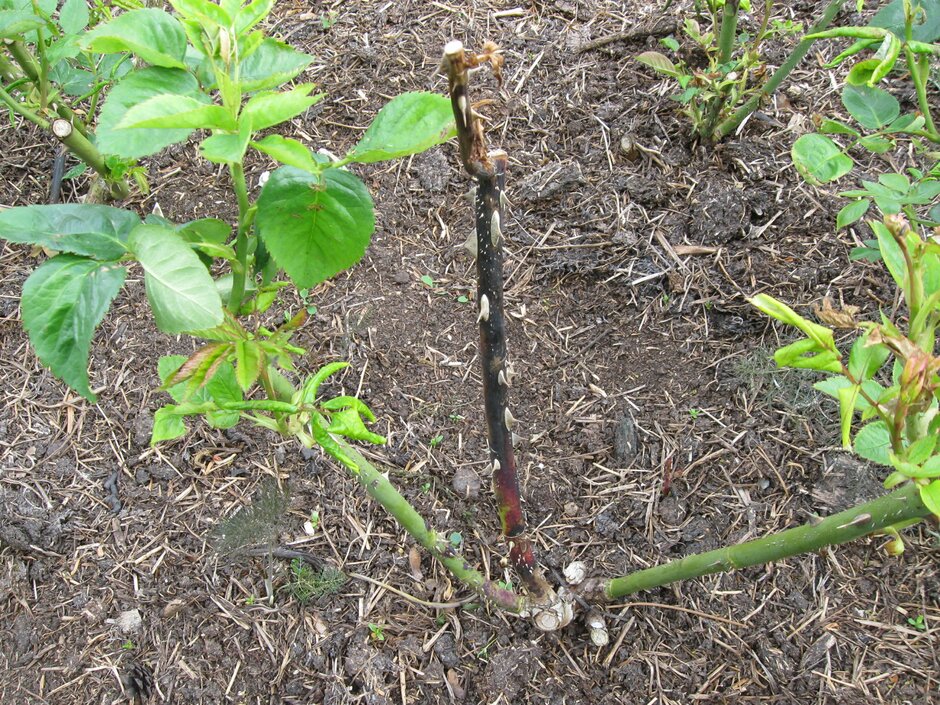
[443,41,549,599]
[475,155,535,580]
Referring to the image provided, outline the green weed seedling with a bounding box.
[286,558,346,605]
[367,622,386,642]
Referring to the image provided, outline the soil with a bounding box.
[1,1,938,704]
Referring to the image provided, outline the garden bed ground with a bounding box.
[0,1,937,703]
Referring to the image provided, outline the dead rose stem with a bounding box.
[579,482,931,600]
[442,40,553,602]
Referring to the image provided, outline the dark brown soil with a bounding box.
[1,2,938,704]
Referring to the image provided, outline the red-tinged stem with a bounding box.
[443,41,550,599]
[476,154,534,577]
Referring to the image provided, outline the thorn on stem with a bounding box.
[478,294,490,323]
[504,408,516,430]
[490,211,502,247]
[837,513,872,529]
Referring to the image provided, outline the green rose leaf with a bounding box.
[791,134,853,185]
[157,354,190,402]
[256,167,375,288]
[235,0,275,32]
[311,417,356,470]
[916,456,940,479]
[204,361,241,428]
[921,480,940,517]
[158,353,240,429]
[870,0,940,42]
[0,204,139,260]
[854,421,892,465]
[98,67,207,158]
[251,135,325,174]
[858,136,894,154]
[242,83,324,131]
[58,0,89,34]
[871,220,907,291]
[200,122,251,165]
[907,436,938,465]
[818,119,859,136]
[239,38,312,93]
[81,8,187,69]
[234,339,263,391]
[845,58,882,86]
[346,92,456,164]
[118,94,236,131]
[847,332,890,380]
[0,11,44,38]
[635,51,680,77]
[836,199,870,229]
[842,84,899,130]
[129,224,224,333]
[885,113,926,134]
[22,255,127,401]
[300,361,349,404]
[321,395,377,422]
[168,0,232,26]
[813,376,884,411]
[327,408,386,445]
[178,218,231,246]
[151,405,188,444]
[749,293,836,350]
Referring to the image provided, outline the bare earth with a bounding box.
[0,1,937,704]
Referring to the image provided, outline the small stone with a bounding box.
[563,561,587,586]
[595,511,617,537]
[619,134,639,160]
[415,150,449,192]
[392,270,409,285]
[452,466,481,498]
[446,669,465,700]
[162,599,186,619]
[112,609,143,635]
[148,465,176,481]
[613,415,639,463]
[433,633,460,668]
[563,502,579,517]
[587,611,609,646]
